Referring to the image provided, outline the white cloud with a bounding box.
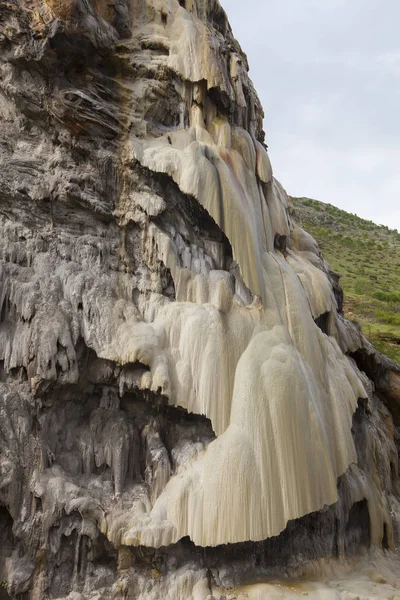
[377,51,400,75]
[223,0,400,229]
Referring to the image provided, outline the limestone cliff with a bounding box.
[0,1,400,599]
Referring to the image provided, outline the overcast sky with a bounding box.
[223,0,400,229]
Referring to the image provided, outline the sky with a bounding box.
[223,0,400,229]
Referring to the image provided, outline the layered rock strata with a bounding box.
[0,1,399,598]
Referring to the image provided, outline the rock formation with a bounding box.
[0,1,399,598]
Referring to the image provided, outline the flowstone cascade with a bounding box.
[0,1,400,599]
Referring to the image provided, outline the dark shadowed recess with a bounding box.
[351,348,400,427]
[314,311,331,335]
[344,500,371,556]
[117,402,375,587]
[47,515,117,599]
[0,506,13,600]
[126,488,371,588]
[36,338,216,471]
[138,164,234,262]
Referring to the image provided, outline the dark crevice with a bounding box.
[9,366,28,382]
[0,360,5,383]
[350,349,384,382]
[314,311,330,335]
[209,4,228,36]
[350,348,391,388]
[350,348,400,426]
[333,517,340,558]
[344,499,370,556]
[90,530,117,569]
[351,398,372,476]
[50,528,79,597]
[382,523,389,550]
[329,270,344,313]
[390,461,397,487]
[352,397,370,425]
[140,40,169,55]
[159,262,176,300]
[274,234,288,254]
[0,297,8,322]
[77,535,87,577]
[0,505,14,561]
[208,86,230,118]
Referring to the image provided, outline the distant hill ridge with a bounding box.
[292,196,400,363]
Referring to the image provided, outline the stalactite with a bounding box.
[0,0,399,598]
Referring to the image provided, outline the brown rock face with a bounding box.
[0,1,399,599]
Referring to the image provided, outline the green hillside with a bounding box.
[292,197,400,363]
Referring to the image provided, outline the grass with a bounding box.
[292,197,400,363]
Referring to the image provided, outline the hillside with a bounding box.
[292,197,400,362]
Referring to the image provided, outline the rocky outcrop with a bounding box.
[0,1,399,599]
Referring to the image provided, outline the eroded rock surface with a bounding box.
[0,1,399,599]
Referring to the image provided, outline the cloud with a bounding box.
[223,0,400,228]
[377,51,400,76]
[269,134,400,227]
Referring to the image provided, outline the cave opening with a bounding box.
[314,311,331,335]
[274,233,288,254]
[34,496,42,513]
[90,531,117,569]
[344,499,371,555]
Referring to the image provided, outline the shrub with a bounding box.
[354,278,371,295]
[373,290,400,303]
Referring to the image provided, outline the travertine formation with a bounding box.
[0,1,400,599]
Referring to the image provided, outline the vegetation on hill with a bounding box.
[292,197,400,363]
